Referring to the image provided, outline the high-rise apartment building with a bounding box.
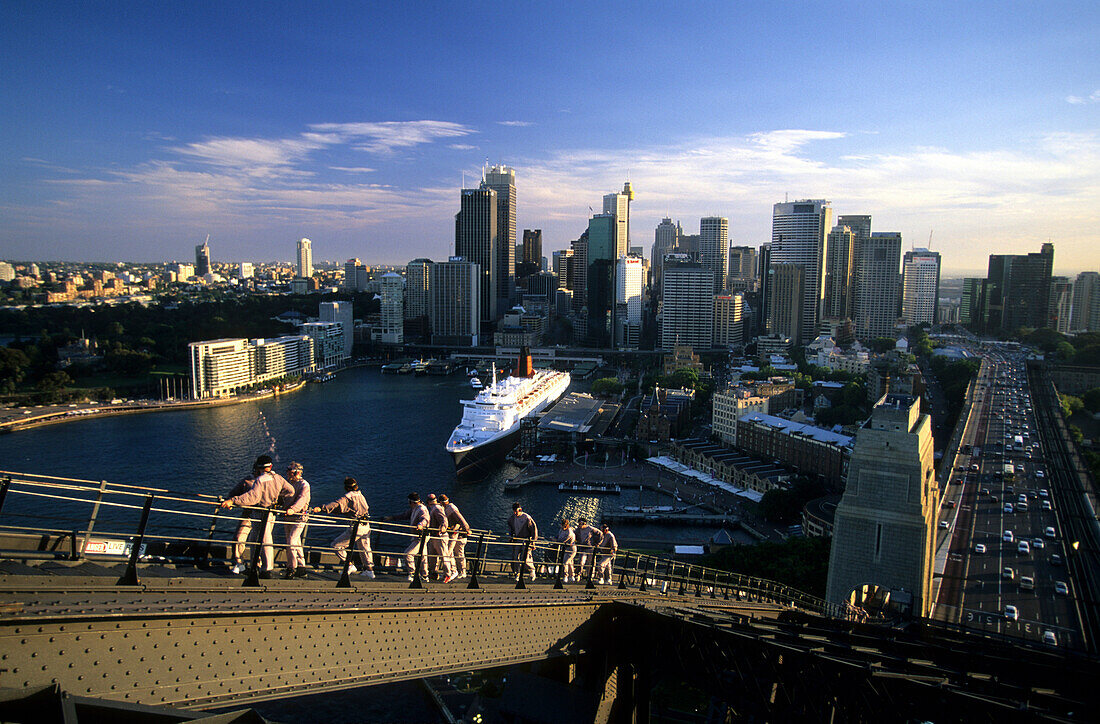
[767,263,804,345]
[1049,276,1074,333]
[481,165,516,310]
[300,322,346,368]
[827,394,937,618]
[238,262,254,280]
[430,258,480,346]
[615,255,645,348]
[380,272,404,345]
[343,258,367,291]
[1071,271,1100,332]
[190,335,315,399]
[455,187,499,331]
[651,217,681,291]
[901,248,941,327]
[660,257,714,350]
[823,225,856,321]
[296,237,313,278]
[319,301,354,358]
[770,200,832,344]
[713,293,744,348]
[195,238,211,277]
[405,258,432,321]
[853,232,902,341]
[700,216,729,293]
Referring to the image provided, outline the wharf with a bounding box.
[601,511,741,527]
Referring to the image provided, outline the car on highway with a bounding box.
[1018,541,1030,556]
[1004,605,1019,621]
[974,543,987,554]
[1020,576,1035,591]
[1003,530,1014,543]
[938,521,949,530]
[1004,503,1014,514]
[1002,567,1015,580]
[1017,502,1029,513]
[1043,630,1058,647]
[1055,581,1069,596]
[1052,554,1063,566]
[1041,500,1052,511]
[1032,538,1044,549]
[1045,526,1056,538]
[1039,488,1048,497]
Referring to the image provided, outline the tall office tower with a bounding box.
[319,301,354,358]
[827,394,937,618]
[455,187,499,332]
[678,234,701,258]
[238,262,254,280]
[615,255,645,348]
[404,258,432,320]
[296,237,313,278]
[770,200,832,344]
[1071,271,1100,331]
[823,225,856,321]
[757,242,773,331]
[1049,276,1074,333]
[852,232,902,341]
[380,272,404,345]
[651,217,681,291]
[1003,243,1055,332]
[480,165,516,308]
[659,257,714,350]
[430,258,480,346]
[728,245,757,288]
[767,263,804,345]
[195,238,211,277]
[586,213,617,346]
[343,258,367,291]
[901,248,941,327]
[570,233,588,313]
[713,293,745,348]
[521,229,542,266]
[603,182,633,258]
[552,249,574,290]
[699,216,729,293]
[837,215,871,244]
[960,277,987,330]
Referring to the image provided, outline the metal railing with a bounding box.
[0,470,858,619]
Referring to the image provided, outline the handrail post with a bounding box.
[515,539,531,589]
[694,566,703,597]
[723,572,730,600]
[639,555,650,592]
[710,569,718,599]
[78,479,109,561]
[117,495,154,586]
[553,541,565,590]
[410,528,428,589]
[336,519,360,589]
[678,564,687,596]
[243,508,273,587]
[585,548,597,590]
[466,533,484,590]
[663,558,673,595]
[617,551,628,590]
[0,476,10,519]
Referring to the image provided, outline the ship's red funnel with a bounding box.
[516,346,534,378]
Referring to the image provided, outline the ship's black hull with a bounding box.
[451,428,521,481]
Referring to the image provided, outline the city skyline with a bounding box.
[3,2,1099,274]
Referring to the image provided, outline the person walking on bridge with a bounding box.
[508,502,538,581]
[222,458,260,574]
[220,454,295,578]
[556,518,577,582]
[280,462,311,578]
[596,523,618,584]
[312,477,374,578]
[403,493,430,581]
[426,494,455,582]
[439,493,471,579]
[574,519,602,581]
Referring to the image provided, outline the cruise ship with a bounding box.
[446,347,571,480]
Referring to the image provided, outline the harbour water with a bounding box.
[0,367,743,545]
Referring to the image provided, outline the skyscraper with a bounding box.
[827,394,937,618]
[521,229,542,267]
[552,249,573,291]
[343,258,366,291]
[651,217,681,291]
[380,272,404,345]
[901,248,941,327]
[319,301,354,358]
[823,225,856,321]
[430,258,480,346]
[586,213,617,346]
[985,243,1055,333]
[960,277,987,331]
[853,232,902,340]
[195,237,211,277]
[570,232,588,314]
[296,237,313,278]
[767,263,804,345]
[1049,276,1073,333]
[660,257,714,350]
[480,165,516,310]
[770,200,832,344]
[1071,271,1100,332]
[455,187,498,331]
[615,255,645,348]
[728,245,757,290]
[603,182,633,259]
[700,216,729,293]
[405,258,432,321]
[713,293,744,348]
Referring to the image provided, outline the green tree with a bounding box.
[1059,394,1084,418]
[591,377,624,397]
[870,337,896,354]
[0,347,31,393]
[1054,341,1076,361]
[661,368,700,390]
[1083,387,1100,414]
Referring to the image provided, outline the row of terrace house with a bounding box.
[671,438,791,495]
[734,412,853,491]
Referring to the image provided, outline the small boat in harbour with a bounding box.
[469,377,483,389]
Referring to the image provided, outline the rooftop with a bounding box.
[738,412,854,447]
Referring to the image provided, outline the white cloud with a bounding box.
[330,166,376,173]
[1066,90,1100,104]
[498,121,533,127]
[308,120,476,154]
[449,144,478,151]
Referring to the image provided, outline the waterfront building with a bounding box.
[380,272,404,345]
[456,187,499,331]
[252,335,314,381]
[238,262,254,280]
[615,255,645,348]
[405,258,432,321]
[827,394,937,618]
[296,237,313,279]
[301,322,346,369]
[671,439,788,496]
[852,232,902,341]
[189,335,314,399]
[901,248,940,327]
[713,293,744,349]
[651,217,681,292]
[733,412,852,490]
[430,258,480,346]
[660,257,714,350]
[320,301,354,358]
[1071,271,1100,331]
[767,263,804,346]
[700,216,729,292]
[195,238,211,277]
[481,165,516,310]
[770,200,832,345]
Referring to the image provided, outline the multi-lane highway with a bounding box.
[934,345,1080,649]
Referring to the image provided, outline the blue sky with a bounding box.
[2,2,1098,275]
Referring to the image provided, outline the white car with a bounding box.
[1045,526,1056,538]
[1004,605,1019,621]
[974,543,987,554]
[1055,581,1069,596]
[1003,530,1014,543]
[1043,630,1058,646]
[1017,541,1030,556]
